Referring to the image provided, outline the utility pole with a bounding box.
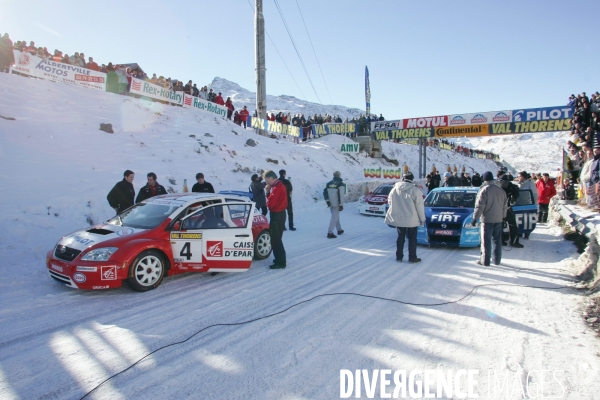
[255,0,268,136]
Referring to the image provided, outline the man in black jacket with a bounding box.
[136,172,167,203]
[107,170,135,214]
[471,173,482,187]
[279,169,295,230]
[192,173,215,193]
[498,173,523,248]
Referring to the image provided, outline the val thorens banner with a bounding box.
[371,106,574,140]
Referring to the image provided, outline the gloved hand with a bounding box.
[339,206,343,211]
[326,200,331,207]
[471,220,477,227]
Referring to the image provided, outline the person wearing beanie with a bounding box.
[441,171,456,187]
[472,171,508,266]
[384,171,425,263]
[323,171,346,238]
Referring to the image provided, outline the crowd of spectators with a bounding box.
[0,32,506,165]
[563,91,600,210]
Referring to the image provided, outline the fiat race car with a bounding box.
[358,183,396,216]
[46,193,271,292]
[417,187,537,247]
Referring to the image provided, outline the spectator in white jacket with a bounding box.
[384,171,425,263]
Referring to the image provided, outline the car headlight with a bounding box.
[359,196,365,204]
[81,247,118,261]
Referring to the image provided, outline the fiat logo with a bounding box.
[441,224,447,228]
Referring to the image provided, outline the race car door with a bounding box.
[171,203,254,272]
[512,189,538,234]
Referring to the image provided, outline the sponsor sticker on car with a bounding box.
[434,230,454,235]
[101,266,117,280]
[51,264,64,273]
[207,241,223,257]
[171,233,202,240]
[76,266,97,272]
[92,286,109,290]
[73,273,86,283]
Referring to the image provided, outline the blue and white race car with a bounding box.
[417,187,537,247]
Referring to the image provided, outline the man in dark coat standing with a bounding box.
[264,170,288,269]
[498,173,523,248]
[107,170,135,214]
[471,173,482,187]
[250,174,267,215]
[192,173,215,193]
[136,172,167,203]
[472,171,508,266]
[279,169,295,231]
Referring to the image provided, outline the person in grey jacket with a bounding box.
[323,171,346,238]
[384,171,425,263]
[471,171,508,266]
[250,174,267,215]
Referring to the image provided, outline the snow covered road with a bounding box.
[1,207,598,400]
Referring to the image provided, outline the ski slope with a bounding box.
[0,73,598,399]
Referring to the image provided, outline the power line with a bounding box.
[245,0,308,101]
[272,0,323,104]
[294,0,334,105]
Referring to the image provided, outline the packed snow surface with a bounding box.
[0,74,598,399]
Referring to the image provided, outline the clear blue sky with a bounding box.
[2,0,598,119]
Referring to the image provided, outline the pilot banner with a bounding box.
[312,123,359,136]
[248,117,302,137]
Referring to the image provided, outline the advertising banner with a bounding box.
[434,124,490,138]
[312,123,358,136]
[365,66,371,119]
[130,78,183,105]
[182,94,227,119]
[490,119,571,134]
[340,143,360,153]
[372,127,434,141]
[371,119,404,132]
[511,106,573,122]
[448,111,512,126]
[248,117,301,137]
[12,50,106,91]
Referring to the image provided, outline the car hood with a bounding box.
[58,224,147,251]
[425,207,472,224]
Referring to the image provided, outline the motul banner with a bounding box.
[12,50,106,91]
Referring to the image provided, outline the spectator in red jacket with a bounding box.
[214,92,225,105]
[86,57,99,71]
[536,173,556,223]
[225,97,234,120]
[263,169,288,269]
[239,105,250,128]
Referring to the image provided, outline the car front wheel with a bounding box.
[254,230,272,260]
[127,250,165,292]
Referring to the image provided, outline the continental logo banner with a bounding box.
[435,124,489,138]
[490,119,572,134]
[373,127,433,141]
[249,117,301,137]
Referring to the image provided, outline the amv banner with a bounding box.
[12,50,106,91]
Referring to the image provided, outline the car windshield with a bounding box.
[425,191,476,208]
[373,186,393,196]
[108,203,179,229]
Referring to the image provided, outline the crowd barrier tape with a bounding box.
[12,50,106,91]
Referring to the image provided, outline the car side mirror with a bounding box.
[173,221,181,231]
